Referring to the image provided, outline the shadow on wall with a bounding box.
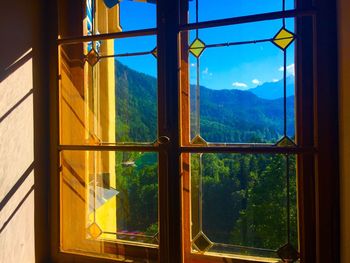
[0,0,33,83]
[0,0,50,262]
[0,163,35,234]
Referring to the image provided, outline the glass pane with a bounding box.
[59,37,158,145]
[61,150,158,260]
[188,0,295,24]
[119,0,156,31]
[190,153,298,260]
[184,20,296,144]
[58,0,156,38]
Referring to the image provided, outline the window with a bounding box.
[54,0,329,262]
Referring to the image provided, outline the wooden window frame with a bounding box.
[48,0,340,262]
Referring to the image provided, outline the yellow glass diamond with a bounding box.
[272,28,295,50]
[191,134,207,145]
[87,222,102,239]
[276,136,296,147]
[151,47,157,58]
[189,38,206,58]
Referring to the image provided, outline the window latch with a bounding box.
[157,136,171,145]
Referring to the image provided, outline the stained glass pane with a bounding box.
[190,153,298,259]
[59,37,157,145]
[185,20,296,145]
[189,43,287,144]
[61,150,159,260]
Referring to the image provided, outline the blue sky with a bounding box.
[112,0,295,90]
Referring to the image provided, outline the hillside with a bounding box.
[114,61,298,250]
[115,61,295,144]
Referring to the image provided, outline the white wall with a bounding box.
[0,57,35,263]
[0,1,49,262]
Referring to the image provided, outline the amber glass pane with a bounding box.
[61,150,158,260]
[190,153,298,259]
[59,38,157,145]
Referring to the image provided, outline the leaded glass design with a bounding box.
[188,24,296,144]
[86,48,100,66]
[192,231,213,252]
[187,0,300,259]
[59,38,158,145]
[189,38,206,58]
[190,153,299,259]
[151,47,158,58]
[276,136,296,147]
[277,243,300,262]
[191,134,207,145]
[61,151,159,248]
[87,222,103,239]
[272,27,296,50]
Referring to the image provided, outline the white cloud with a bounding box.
[232,82,249,90]
[252,79,261,85]
[202,67,209,75]
[190,63,196,67]
[279,63,295,76]
[272,78,279,82]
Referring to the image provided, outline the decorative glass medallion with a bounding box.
[189,38,206,58]
[193,231,213,252]
[151,47,158,58]
[191,134,207,145]
[87,222,102,239]
[276,136,296,147]
[86,48,100,66]
[272,28,295,50]
[277,243,300,262]
[153,232,159,243]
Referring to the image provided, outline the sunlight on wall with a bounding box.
[0,55,35,263]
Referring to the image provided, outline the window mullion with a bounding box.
[157,0,182,262]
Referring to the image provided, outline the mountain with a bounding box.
[113,62,297,249]
[115,61,295,144]
[249,75,295,100]
[115,61,158,143]
[191,86,294,143]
